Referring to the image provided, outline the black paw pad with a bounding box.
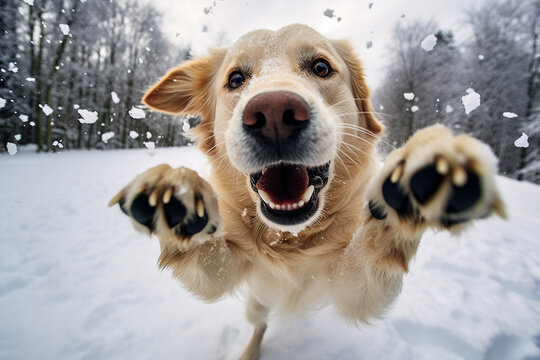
[130,193,155,230]
[382,176,412,216]
[163,197,187,228]
[410,164,445,204]
[446,169,481,213]
[178,213,209,237]
[369,200,387,220]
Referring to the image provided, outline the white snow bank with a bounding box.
[0,147,539,360]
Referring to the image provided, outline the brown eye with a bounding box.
[312,59,332,77]
[228,71,244,89]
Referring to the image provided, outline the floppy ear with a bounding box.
[331,40,384,136]
[142,48,226,115]
[142,49,226,153]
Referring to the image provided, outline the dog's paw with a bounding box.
[368,125,506,231]
[109,164,221,248]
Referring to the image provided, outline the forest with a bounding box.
[0,0,538,182]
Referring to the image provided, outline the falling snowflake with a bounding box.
[411,105,419,112]
[101,131,114,143]
[111,91,120,104]
[128,106,145,119]
[403,92,415,100]
[59,24,70,35]
[78,109,98,124]
[421,34,437,51]
[0,98,5,109]
[514,133,529,148]
[502,112,518,118]
[461,88,480,114]
[143,141,155,150]
[7,142,17,155]
[129,130,139,139]
[40,104,54,116]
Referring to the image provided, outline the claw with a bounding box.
[163,188,173,204]
[390,162,404,183]
[435,156,449,175]
[452,166,467,187]
[108,189,125,207]
[148,188,160,207]
[195,196,205,218]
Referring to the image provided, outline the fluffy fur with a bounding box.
[110,24,505,360]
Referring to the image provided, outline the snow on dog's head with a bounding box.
[142,24,383,232]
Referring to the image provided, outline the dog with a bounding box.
[109,24,506,359]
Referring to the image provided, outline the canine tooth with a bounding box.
[259,190,272,205]
[298,200,305,207]
[390,163,404,183]
[302,185,314,203]
[435,156,449,175]
[452,166,467,186]
[269,202,276,209]
[292,203,298,209]
[195,197,205,217]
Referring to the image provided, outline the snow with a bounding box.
[129,130,139,139]
[323,9,335,18]
[19,114,28,122]
[111,91,120,104]
[514,133,529,148]
[503,112,518,119]
[478,54,485,60]
[143,141,155,150]
[21,0,34,5]
[73,104,80,110]
[182,119,191,132]
[410,105,419,112]
[40,104,54,116]
[8,62,18,73]
[445,105,453,113]
[101,131,115,143]
[403,92,415,100]
[128,106,146,119]
[146,131,152,139]
[25,77,35,82]
[6,142,17,155]
[461,88,481,114]
[77,109,98,124]
[0,97,5,109]
[14,134,22,141]
[421,34,437,51]
[59,24,70,36]
[0,147,539,360]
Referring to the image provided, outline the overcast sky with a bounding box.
[151,0,481,87]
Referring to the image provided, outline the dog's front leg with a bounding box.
[109,164,246,301]
[332,125,506,323]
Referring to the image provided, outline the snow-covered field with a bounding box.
[1,147,539,360]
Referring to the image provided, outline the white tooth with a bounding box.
[276,204,281,210]
[298,200,305,207]
[292,203,298,209]
[269,202,276,209]
[287,204,292,211]
[302,185,314,203]
[259,190,272,205]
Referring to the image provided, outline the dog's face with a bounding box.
[143,24,383,232]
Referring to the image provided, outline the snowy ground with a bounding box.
[1,146,539,360]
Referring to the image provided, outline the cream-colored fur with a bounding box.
[110,24,505,359]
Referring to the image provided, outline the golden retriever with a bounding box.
[109,24,506,359]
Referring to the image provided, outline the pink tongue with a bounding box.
[256,164,308,203]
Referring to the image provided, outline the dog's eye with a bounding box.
[312,59,333,78]
[228,71,244,89]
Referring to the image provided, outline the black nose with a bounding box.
[242,91,310,140]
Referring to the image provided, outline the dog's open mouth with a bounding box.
[250,162,330,225]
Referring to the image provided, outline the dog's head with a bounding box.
[143,24,383,232]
